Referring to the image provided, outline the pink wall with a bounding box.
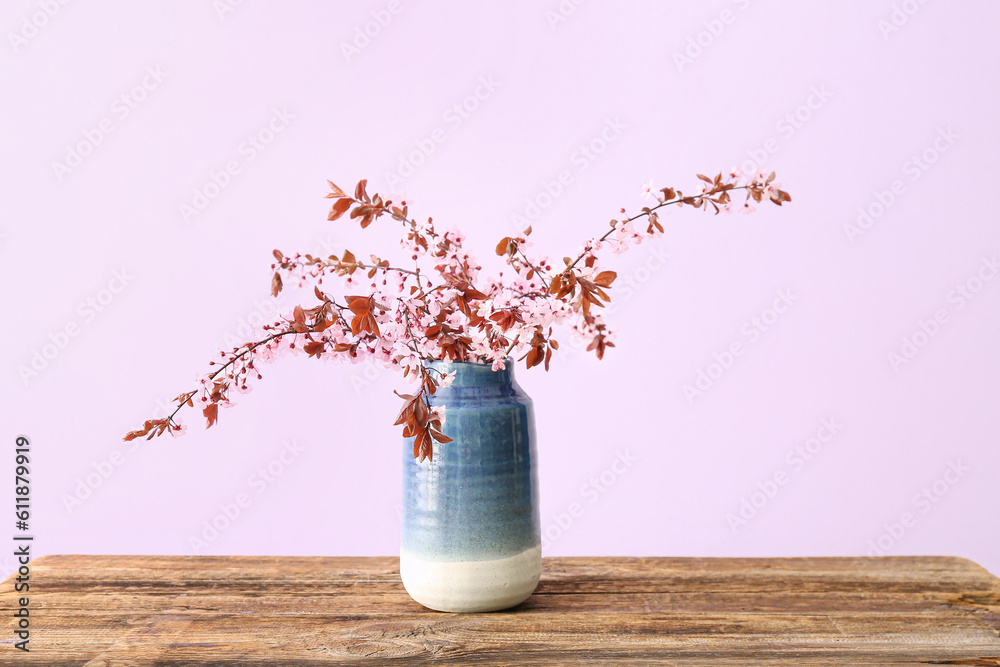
[2,1,998,578]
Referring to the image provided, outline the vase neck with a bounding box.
[426,360,514,389]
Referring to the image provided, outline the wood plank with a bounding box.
[1,555,998,665]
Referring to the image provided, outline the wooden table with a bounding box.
[3,555,999,665]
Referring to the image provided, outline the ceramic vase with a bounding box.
[400,360,541,612]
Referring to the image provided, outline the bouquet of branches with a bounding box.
[125,169,790,461]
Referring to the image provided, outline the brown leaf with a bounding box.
[123,419,159,442]
[272,249,284,262]
[413,397,428,423]
[430,429,452,444]
[355,179,368,201]
[462,284,488,301]
[593,270,617,287]
[346,296,370,315]
[414,428,431,461]
[393,392,418,423]
[495,237,511,256]
[293,306,306,325]
[328,198,352,221]
[203,403,219,428]
[327,180,346,198]
[271,272,283,297]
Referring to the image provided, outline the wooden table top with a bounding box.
[2,555,999,665]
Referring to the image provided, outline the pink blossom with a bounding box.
[609,238,629,254]
[129,172,789,449]
[639,179,655,200]
[763,181,783,201]
[385,192,412,206]
[430,405,447,425]
[749,169,767,188]
[614,219,635,239]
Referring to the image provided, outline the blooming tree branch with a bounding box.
[124,169,791,461]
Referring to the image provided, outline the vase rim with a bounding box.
[423,358,519,387]
[425,358,512,367]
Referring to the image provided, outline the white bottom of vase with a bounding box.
[399,545,541,613]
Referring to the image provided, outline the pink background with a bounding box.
[2,1,998,578]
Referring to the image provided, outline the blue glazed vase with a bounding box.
[400,359,541,612]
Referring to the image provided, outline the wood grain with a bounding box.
[2,555,999,665]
